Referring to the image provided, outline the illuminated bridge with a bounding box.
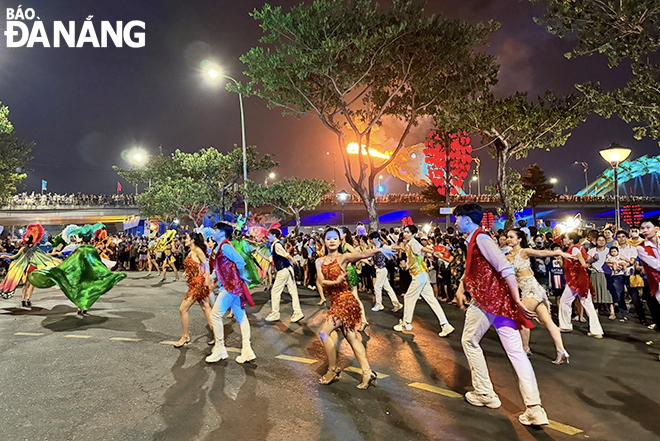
[577,154,660,197]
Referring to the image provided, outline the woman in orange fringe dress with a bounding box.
[316,227,395,389]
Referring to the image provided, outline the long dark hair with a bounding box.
[190,232,207,254]
[323,227,341,256]
[338,226,353,253]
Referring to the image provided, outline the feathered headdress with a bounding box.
[22,224,45,244]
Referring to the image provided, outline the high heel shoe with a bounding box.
[356,368,377,390]
[174,337,191,348]
[26,299,31,307]
[552,350,570,365]
[317,299,326,306]
[359,321,369,332]
[318,366,341,385]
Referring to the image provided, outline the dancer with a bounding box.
[392,225,454,338]
[453,203,548,426]
[161,242,179,282]
[29,232,126,315]
[368,232,402,312]
[316,227,394,389]
[506,229,572,364]
[558,232,604,338]
[264,228,304,324]
[0,224,61,306]
[174,233,214,348]
[637,218,660,302]
[146,240,161,276]
[206,222,256,364]
[339,226,368,329]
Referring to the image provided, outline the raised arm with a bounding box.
[522,248,574,260]
[340,247,393,265]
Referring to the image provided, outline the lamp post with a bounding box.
[327,151,337,190]
[473,157,481,196]
[470,175,478,195]
[599,143,632,230]
[203,63,248,217]
[574,161,589,189]
[337,189,349,225]
[124,147,148,195]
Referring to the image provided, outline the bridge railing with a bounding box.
[1,193,139,210]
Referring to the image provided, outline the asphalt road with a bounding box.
[0,272,659,441]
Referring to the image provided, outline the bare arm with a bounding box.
[521,248,573,260]
[340,247,389,264]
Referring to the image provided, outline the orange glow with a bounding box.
[346,142,390,159]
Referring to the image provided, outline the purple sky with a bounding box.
[1,0,657,197]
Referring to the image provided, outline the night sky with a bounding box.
[1,0,658,197]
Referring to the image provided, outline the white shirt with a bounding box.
[587,247,608,273]
[616,242,638,276]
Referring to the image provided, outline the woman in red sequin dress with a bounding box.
[316,227,395,389]
[174,233,214,348]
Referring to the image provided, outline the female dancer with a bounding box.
[161,242,179,282]
[338,226,368,329]
[506,229,573,364]
[316,227,394,389]
[146,241,161,277]
[174,233,214,348]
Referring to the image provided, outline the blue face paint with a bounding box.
[319,331,327,342]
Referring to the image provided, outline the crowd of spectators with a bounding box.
[3,192,137,208]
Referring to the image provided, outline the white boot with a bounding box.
[236,317,256,364]
[206,315,228,363]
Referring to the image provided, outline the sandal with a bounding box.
[356,368,377,390]
[318,367,341,385]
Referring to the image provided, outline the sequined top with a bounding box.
[321,259,362,332]
[406,239,428,276]
[183,254,210,303]
[564,245,591,298]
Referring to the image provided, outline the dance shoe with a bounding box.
[587,332,604,339]
[393,320,413,332]
[205,346,229,363]
[265,312,281,322]
[465,391,501,409]
[291,312,305,323]
[518,405,549,426]
[392,303,403,313]
[438,324,454,338]
[552,350,570,365]
[371,304,384,312]
[356,369,377,390]
[173,337,191,348]
[236,348,257,364]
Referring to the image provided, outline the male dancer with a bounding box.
[558,232,604,338]
[265,228,304,323]
[453,203,548,426]
[368,232,402,312]
[393,225,454,337]
[637,218,660,302]
[206,222,256,364]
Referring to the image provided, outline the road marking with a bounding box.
[408,382,463,398]
[14,332,44,336]
[110,337,141,342]
[64,335,92,339]
[275,354,318,364]
[159,340,181,345]
[344,366,389,379]
[547,420,583,436]
[226,347,241,353]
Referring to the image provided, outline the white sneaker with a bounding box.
[465,391,501,409]
[518,405,549,426]
[371,304,384,312]
[205,346,229,363]
[438,324,455,338]
[265,312,281,322]
[393,320,413,332]
[392,303,403,313]
[236,348,256,364]
[291,312,305,323]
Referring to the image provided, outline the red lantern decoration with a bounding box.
[424,131,472,196]
[483,212,495,230]
[622,204,644,227]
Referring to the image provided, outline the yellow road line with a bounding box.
[343,366,389,379]
[64,335,92,339]
[547,419,583,436]
[408,382,462,398]
[226,347,241,353]
[109,337,141,342]
[14,332,44,336]
[275,354,318,364]
[159,340,181,345]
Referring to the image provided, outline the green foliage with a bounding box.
[485,168,533,218]
[419,184,445,218]
[520,163,557,224]
[532,0,660,143]
[0,133,33,202]
[0,102,13,134]
[245,177,333,231]
[238,0,499,229]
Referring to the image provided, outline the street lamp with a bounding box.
[469,175,478,195]
[123,147,149,195]
[574,161,589,189]
[265,172,276,185]
[550,177,558,184]
[337,189,350,225]
[202,60,248,217]
[472,157,481,196]
[599,143,632,230]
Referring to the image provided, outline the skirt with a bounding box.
[518,275,551,311]
[590,271,612,303]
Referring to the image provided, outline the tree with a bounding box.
[237,0,498,231]
[485,168,534,223]
[245,177,333,233]
[435,91,587,229]
[531,0,660,142]
[520,163,557,225]
[0,133,33,203]
[0,102,13,134]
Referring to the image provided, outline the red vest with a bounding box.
[464,228,532,330]
[213,240,254,308]
[564,245,592,298]
[640,244,660,298]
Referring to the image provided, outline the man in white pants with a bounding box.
[369,232,402,312]
[393,225,454,338]
[265,228,304,323]
[454,203,548,426]
[558,232,604,337]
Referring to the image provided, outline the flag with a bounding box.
[117,181,122,192]
[41,180,47,191]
